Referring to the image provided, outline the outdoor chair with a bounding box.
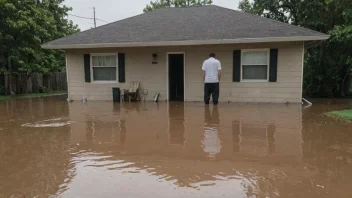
[124,81,140,102]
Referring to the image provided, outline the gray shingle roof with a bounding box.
[43,5,328,49]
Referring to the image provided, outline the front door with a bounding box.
[168,54,184,101]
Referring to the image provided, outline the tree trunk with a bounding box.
[343,73,351,96]
[7,56,13,95]
[341,65,351,97]
[19,74,31,94]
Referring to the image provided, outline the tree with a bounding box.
[238,0,256,14]
[0,0,79,94]
[238,0,352,97]
[143,0,213,12]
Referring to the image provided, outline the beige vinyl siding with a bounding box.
[65,41,304,103]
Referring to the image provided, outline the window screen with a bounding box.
[243,65,268,80]
[91,55,117,81]
[242,51,268,80]
[93,67,117,81]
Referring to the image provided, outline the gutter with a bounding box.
[42,35,330,50]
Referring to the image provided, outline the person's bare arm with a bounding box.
[218,70,222,81]
[202,61,206,82]
[218,61,222,82]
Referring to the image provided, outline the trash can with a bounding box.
[112,87,120,102]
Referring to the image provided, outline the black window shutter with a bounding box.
[269,49,278,82]
[118,53,126,83]
[84,54,91,82]
[233,50,241,82]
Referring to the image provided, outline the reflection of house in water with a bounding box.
[84,120,125,145]
[65,101,352,197]
[68,102,304,189]
[119,120,127,145]
[168,103,185,145]
[232,121,276,154]
[69,102,170,153]
[68,102,303,160]
[267,124,276,153]
[227,104,301,158]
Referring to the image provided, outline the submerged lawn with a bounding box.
[327,110,352,121]
[0,91,67,101]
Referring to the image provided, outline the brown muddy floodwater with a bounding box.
[1,96,352,198]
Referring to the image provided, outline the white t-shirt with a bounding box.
[202,57,222,83]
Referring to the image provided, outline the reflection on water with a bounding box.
[203,106,221,160]
[168,103,185,145]
[1,97,352,197]
[0,97,72,198]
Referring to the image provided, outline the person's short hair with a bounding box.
[209,53,216,57]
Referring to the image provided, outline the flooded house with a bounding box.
[42,5,328,103]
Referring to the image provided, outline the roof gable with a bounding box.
[43,5,329,49]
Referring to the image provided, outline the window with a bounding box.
[242,50,269,81]
[91,54,118,81]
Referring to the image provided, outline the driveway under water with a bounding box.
[1,96,352,198]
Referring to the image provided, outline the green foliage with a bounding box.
[238,0,256,14]
[143,0,212,12]
[327,109,352,120]
[238,0,352,97]
[0,85,5,95]
[0,90,67,101]
[305,25,352,97]
[39,86,52,93]
[0,0,79,93]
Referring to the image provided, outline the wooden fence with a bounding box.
[0,72,67,94]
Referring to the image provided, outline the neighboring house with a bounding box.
[42,5,329,103]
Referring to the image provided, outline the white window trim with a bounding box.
[90,53,119,84]
[241,48,270,82]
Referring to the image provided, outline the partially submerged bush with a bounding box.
[0,86,5,95]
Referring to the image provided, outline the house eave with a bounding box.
[42,35,330,50]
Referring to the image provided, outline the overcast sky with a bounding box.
[64,0,241,31]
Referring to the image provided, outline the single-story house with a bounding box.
[42,5,329,103]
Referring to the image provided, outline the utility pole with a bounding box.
[93,7,96,28]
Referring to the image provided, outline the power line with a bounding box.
[96,18,110,23]
[68,13,92,20]
[67,14,110,24]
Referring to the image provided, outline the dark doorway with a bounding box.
[168,54,184,101]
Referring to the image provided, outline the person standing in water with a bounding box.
[202,53,222,105]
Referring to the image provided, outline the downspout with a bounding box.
[302,98,312,105]
[302,98,312,109]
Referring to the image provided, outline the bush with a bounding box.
[0,86,5,95]
[39,86,48,93]
[39,86,53,93]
